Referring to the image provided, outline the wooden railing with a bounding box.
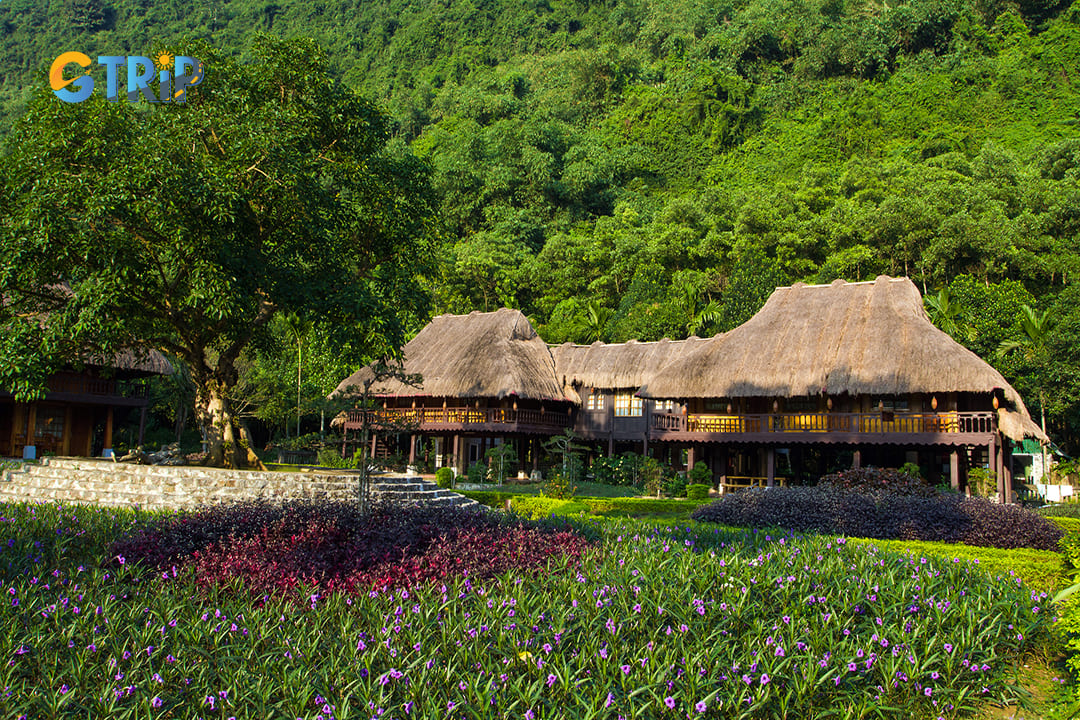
[722,476,789,493]
[344,407,573,432]
[656,411,995,435]
[45,375,149,399]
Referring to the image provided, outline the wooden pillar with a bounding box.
[718,446,728,492]
[518,436,527,474]
[532,437,540,471]
[370,432,377,458]
[25,403,37,453]
[62,406,73,456]
[989,434,999,501]
[949,449,960,491]
[103,406,114,456]
[686,445,696,473]
[408,434,417,465]
[766,447,775,487]
[452,434,460,475]
[852,448,862,469]
[137,406,148,448]
[997,442,1006,505]
[607,432,614,458]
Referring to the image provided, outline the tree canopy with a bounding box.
[0,34,437,465]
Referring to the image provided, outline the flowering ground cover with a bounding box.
[0,500,1060,719]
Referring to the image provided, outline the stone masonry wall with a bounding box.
[0,457,359,510]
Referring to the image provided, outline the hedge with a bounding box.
[509,496,590,519]
[848,538,1067,594]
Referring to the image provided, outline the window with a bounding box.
[586,393,604,411]
[655,400,675,412]
[614,393,643,417]
[873,397,909,412]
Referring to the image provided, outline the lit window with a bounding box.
[586,393,605,411]
[614,393,643,417]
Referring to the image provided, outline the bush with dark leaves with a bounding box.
[109,500,593,597]
[691,487,1063,550]
[819,466,936,498]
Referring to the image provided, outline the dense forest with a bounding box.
[2,0,1079,449]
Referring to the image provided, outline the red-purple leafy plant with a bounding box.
[109,500,593,597]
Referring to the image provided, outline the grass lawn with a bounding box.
[0,499,1073,719]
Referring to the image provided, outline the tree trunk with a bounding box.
[195,380,244,468]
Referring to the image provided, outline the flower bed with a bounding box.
[0,501,1057,719]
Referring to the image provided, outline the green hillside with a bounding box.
[2,0,1079,447]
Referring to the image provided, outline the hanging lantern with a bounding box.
[772,399,779,413]
[931,395,938,410]
[992,393,1000,410]
[726,403,733,414]
[878,399,884,411]
[827,397,833,410]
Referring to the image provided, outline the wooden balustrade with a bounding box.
[343,406,573,432]
[655,411,995,437]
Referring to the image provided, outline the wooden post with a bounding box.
[989,435,999,501]
[718,446,728,492]
[852,448,862,469]
[607,432,614,457]
[1002,440,1013,504]
[532,437,540,471]
[452,434,460,475]
[686,445,695,473]
[949,449,960,491]
[62,406,73,456]
[103,406,114,456]
[766,447,775,487]
[25,403,37,454]
[137,406,148,448]
[408,434,416,466]
[518,436,527,474]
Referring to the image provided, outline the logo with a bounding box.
[50,51,204,104]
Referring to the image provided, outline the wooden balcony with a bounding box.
[0,374,150,406]
[651,411,996,446]
[342,406,574,435]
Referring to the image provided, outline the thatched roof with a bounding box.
[640,276,1045,442]
[551,337,712,390]
[91,348,173,376]
[331,308,575,402]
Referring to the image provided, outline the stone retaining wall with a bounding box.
[0,457,359,510]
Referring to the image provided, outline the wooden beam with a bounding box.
[766,447,775,487]
[949,449,960,491]
[852,448,861,469]
[62,405,72,456]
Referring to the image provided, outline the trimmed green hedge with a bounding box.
[849,537,1067,594]
[1048,516,1080,535]
[459,492,710,517]
[509,496,590,519]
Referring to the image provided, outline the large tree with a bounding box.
[0,35,437,466]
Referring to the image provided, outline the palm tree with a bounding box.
[688,299,721,336]
[998,304,1054,478]
[579,300,612,343]
[924,288,965,339]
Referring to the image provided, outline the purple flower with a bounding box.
[695,700,707,713]
[925,687,933,697]
[547,674,557,687]
[151,697,163,708]
[760,674,770,685]
[664,696,675,709]
[621,664,631,675]
[525,710,534,720]
[605,692,613,708]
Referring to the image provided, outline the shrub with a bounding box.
[466,461,486,484]
[1049,516,1080,536]
[589,453,646,487]
[663,473,688,498]
[1040,502,1080,519]
[111,500,592,596]
[688,461,711,485]
[542,471,577,500]
[510,496,589,518]
[435,467,454,489]
[967,466,998,499]
[819,466,936,498]
[686,483,710,500]
[691,487,1064,550]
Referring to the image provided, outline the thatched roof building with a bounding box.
[551,337,712,390]
[639,276,1044,441]
[332,308,575,401]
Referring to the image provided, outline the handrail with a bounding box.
[345,406,573,430]
[656,411,995,435]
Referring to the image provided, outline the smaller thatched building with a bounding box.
[551,337,709,456]
[332,308,576,474]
